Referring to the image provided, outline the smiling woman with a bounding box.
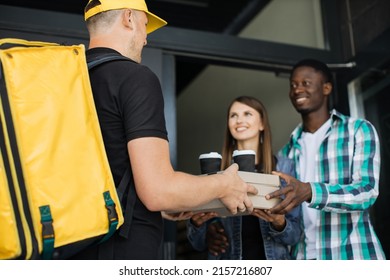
[186,95,302,260]
[222,96,274,174]
[228,101,264,147]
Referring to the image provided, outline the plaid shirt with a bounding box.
[279,109,385,259]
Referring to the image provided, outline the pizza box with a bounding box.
[169,171,281,217]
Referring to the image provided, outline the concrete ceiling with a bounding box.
[0,0,271,34]
[1,0,271,93]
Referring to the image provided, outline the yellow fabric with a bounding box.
[0,39,124,259]
[0,138,25,259]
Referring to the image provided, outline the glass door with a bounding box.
[348,64,390,259]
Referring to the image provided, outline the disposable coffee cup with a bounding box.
[232,150,256,172]
[199,152,222,174]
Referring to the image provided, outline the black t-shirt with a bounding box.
[85,48,168,259]
[242,216,265,260]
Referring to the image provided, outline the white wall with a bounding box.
[177,0,324,174]
[240,0,325,49]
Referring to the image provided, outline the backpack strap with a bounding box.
[87,53,131,70]
[116,168,137,239]
[87,53,137,237]
[97,167,135,259]
[87,54,137,258]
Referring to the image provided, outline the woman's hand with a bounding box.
[251,209,286,231]
[206,221,229,256]
[161,211,194,221]
[190,212,218,227]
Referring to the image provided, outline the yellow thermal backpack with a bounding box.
[0,38,124,259]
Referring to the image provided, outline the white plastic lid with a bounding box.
[199,152,222,159]
[232,149,256,157]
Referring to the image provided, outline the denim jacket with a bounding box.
[186,156,302,260]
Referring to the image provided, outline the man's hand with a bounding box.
[218,163,258,215]
[206,222,229,256]
[266,171,312,214]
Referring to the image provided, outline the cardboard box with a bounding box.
[170,171,281,217]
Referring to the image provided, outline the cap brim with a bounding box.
[145,11,167,34]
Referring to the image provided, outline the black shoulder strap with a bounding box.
[116,167,136,239]
[87,53,137,258]
[87,54,131,70]
[97,167,136,259]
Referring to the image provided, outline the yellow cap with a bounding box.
[84,0,167,34]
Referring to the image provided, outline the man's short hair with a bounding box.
[292,58,333,84]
